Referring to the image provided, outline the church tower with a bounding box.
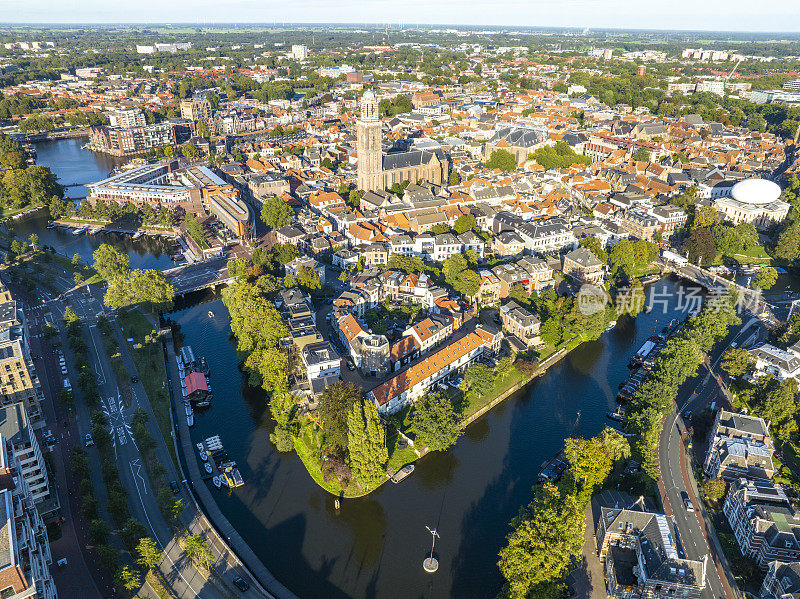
[356,90,384,192]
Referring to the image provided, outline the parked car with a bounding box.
[232,577,250,592]
[84,433,94,447]
[169,480,180,494]
[130,375,139,384]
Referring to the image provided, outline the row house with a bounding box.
[618,209,661,241]
[367,326,502,414]
[650,205,687,236]
[402,314,454,354]
[724,479,800,570]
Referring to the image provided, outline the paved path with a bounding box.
[164,333,298,599]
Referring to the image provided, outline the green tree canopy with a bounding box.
[412,391,463,451]
[485,149,517,171]
[347,399,388,488]
[319,381,362,454]
[260,196,292,231]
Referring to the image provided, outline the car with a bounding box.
[232,577,250,592]
[681,491,694,512]
[682,409,692,420]
[169,480,180,494]
[84,433,94,447]
[130,375,139,384]
[346,361,355,371]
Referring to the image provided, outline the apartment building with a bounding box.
[724,479,800,569]
[618,209,661,241]
[704,410,775,481]
[0,434,56,599]
[0,405,55,516]
[368,326,502,414]
[335,313,390,377]
[180,98,212,123]
[761,560,800,598]
[0,323,43,425]
[300,341,341,396]
[597,506,706,599]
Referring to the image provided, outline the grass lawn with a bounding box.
[463,369,524,418]
[117,308,177,465]
[732,246,772,265]
[0,204,41,219]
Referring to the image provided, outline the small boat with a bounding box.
[72,227,86,236]
[196,442,204,452]
[132,231,144,239]
[220,476,229,487]
[204,462,213,475]
[606,410,625,422]
[187,413,194,427]
[605,320,617,331]
[212,476,221,488]
[208,310,215,318]
[199,451,208,462]
[185,405,193,416]
[391,464,415,484]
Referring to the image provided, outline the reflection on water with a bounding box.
[170,280,693,599]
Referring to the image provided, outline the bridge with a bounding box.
[662,261,778,324]
[163,257,233,296]
[11,127,90,143]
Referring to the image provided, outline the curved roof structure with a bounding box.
[731,178,782,206]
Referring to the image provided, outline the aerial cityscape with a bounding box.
[0,12,799,599]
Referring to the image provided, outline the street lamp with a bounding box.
[423,525,440,573]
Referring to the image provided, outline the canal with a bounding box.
[173,282,689,599]
[8,138,176,270]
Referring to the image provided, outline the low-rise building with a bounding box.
[748,342,800,381]
[301,341,341,396]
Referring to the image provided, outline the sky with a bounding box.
[1,0,799,33]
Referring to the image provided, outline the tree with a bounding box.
[700,478,727,504]
[136,536,163,571]
[753,267,778,290]
[453,214,478,235]
[579,236,608,263]
[412,391,463,451]
[93,243,131,282]
[296,265,321,291]
[260,196,292,231]
[182,141,199,160]
[115,565,141,591]
[28,233,39,250]
[773,222,800,263]
[196,118,210,138]
[71,252,82,266]
[88,519,109,545]
[497,483,584,599]
[564,429,630,495]
[448,171,462,186]
[496,356,515,381]
[184,534,214,569]
[691,206,722,230]
[464,363,495,396]
[485,149,517,172]
[319,382,361,453]
[683,227,717,266]
[227,258,250,278]
[347,400,387,488]
[632,147,651,162]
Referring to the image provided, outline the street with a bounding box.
[658,317,762,599]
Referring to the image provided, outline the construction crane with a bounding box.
[723,58,743,88]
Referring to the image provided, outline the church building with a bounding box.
[356,90,449,192]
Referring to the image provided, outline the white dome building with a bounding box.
[714,178,789,230]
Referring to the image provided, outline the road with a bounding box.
[658,317,761,599]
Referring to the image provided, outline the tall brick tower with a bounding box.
[356,89,383,192]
